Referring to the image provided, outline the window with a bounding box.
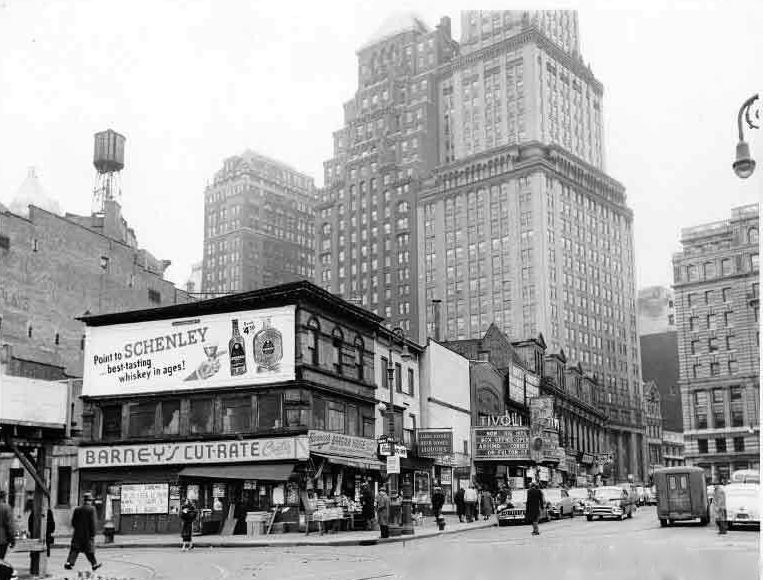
[0,235,9,250]
[161,400,181,435]
[697,439,708,454]
[722,287,732,302]
[708,338,718,352]
[408,368,415,396]
[56,466,72,507]
[313,397,326,430]
[148,289,162,304]
[689,317,698,331]
[327,403,346,433]
[258,393,281,429]
[707,314,716,329]
[307,318,320,365]
[222,396,251,433]
[395,362,402,392]
[128,402,157,437]
[710,362,720,376]
[712,389,725,428]
[730,386,744,427]
[332,327,344,375]
[354,336,365,381]
[189,399,214,434]
[721,258,732,276]
[362,414,375,438]
[347,404,358,436]
[734,437,745,452]
[694,391,707,429]
[715,438,727,453]
[101,405,122,438]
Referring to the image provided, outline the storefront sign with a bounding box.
[386,455,400,474]
[83,306,296,397]
[478,412,525,427]
[473,427,530,461]
[308,430,377,460]
[121,483,168,515]
[378,442,408,457]
[416,430,453,457]
[440,469,452,485]
[78,436,309,468]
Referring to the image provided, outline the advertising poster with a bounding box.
[120,483,169,515]
[83,306,295,396]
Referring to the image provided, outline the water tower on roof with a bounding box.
[92,129,126,214]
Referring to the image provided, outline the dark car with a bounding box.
[584,486,637,521]
[496,488,550,527]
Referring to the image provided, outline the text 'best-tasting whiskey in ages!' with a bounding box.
[229,319,247,376]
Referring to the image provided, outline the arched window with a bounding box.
[306,318,320,366]
[332,327,344,375]
[354,336,365,381]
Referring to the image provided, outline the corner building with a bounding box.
[419,11,644,482]
[672,204,760,482]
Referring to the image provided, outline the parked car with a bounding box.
[724,483,760,530]
[545,488,576,519]
[729,469,760,484]
[496,488,550,527]
[585,486,637,521]
[567,487,592,515]
[653,466,709,527]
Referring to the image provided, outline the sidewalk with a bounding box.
[50,514,496,549]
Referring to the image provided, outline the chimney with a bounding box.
[432,299,442,341]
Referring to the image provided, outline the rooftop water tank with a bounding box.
[93,129,126,173]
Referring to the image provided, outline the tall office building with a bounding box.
[202,151,316,295]
[418,10,644,481]
[316,15,457,334]
[672,204,760,482]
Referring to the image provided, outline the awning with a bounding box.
[311,452,385,471]
[179,464,294,481]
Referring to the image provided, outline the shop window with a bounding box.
[327,402,346,433]
[222,396,252,433]
[313,397,326,430]
[190,399,214,434]
[161,400,181,435]
[101,405,122,439]
[56,466,72,507]
[258,392,281,429]
[128,402,157,437]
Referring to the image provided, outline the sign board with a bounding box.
[478,413,525,427]
[121,483,169,514]
[83,306,295,397]
[386,455,400,474]
[416,430,453,457]
[0,374,68,427]
[440,469,452,485]
[308,430,377,460]
[378,442,408,457]
[529,396,555,429]
[473,427,530,461]
[79,436,309,468]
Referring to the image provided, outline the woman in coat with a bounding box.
[179,500,197,551]
[480,489,494,520]
[376,488,390,539]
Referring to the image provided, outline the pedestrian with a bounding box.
[480,489,494,521]
[376,487,390,539]
[0,491,15,561]
[464,485,478,523]
[713,483,727,535]
[454,487,466,522]
[64,492,101,572]
[360,483,375,530]
[526,482,544,536]
[431,485,445,521]
[45,508,56,557]
[180,499,197,551]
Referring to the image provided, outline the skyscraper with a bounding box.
[418,10,644,481]
[672,204,760,482]
[202,151,316,296]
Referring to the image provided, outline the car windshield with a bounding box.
[567,488,589,500]
[594,488,622,501]
[544,489,562,501]
[508,490,528,503]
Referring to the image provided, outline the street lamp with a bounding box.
[732,93,760,179]
[383,326,413,535]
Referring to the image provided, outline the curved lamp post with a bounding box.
[733,93,760,179]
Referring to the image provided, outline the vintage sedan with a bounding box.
[496,488,550,526]
[567,487,592,515]
[545,488,576,519]
[724,483,760,530]
[585,486,637,521]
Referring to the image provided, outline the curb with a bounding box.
[51,521,497,550]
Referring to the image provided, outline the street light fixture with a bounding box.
[733,93,760,179]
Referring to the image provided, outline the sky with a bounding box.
[1,0,761,290]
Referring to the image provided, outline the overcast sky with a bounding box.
[1,0,761,290]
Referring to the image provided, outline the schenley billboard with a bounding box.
[83,305,295,396]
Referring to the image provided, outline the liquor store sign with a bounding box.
[416,430,453,457]
[83,305,295,396]
[308,430,377,460]
[473,427,530,461]
[78,436,310,468]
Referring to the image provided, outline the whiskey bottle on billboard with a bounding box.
[254,317,283,372]
[229,319,247,376]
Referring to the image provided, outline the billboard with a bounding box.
[83,306,295,396]
[0,374,68,427]
[473,427,530,461]
[416,430,453,457]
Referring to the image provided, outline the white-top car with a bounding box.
[723,483,760,530]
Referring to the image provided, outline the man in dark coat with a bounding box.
[64,492,101,571]
[360,483,375,530]
[431,486,445,520]
[454,487,465,522]
[0,491,15,560]
[376,488,390,539]
[525,482,544,536]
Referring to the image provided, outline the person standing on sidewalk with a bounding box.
[713,482,728,535]
[179,500,197,551]
[526,482,544,536]
[454,487,465,522]
[0,491,15,561]
[64,492,101,572]
[431,485,445,522]
[360,483,375,530]
[376,487,390,539]
[464,485,478,523]
[480,489,494,521]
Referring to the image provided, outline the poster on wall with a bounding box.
[83,306,296,397]
[120,483,169,515]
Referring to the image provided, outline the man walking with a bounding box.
[713,482,728,535]
[64,492,101,572]
[376,487,390,539]
[0,491,15,560]
[526,482,544,536]
[464,485,478,523]
[454,487,465,523]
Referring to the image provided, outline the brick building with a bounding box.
[672,204,760,483]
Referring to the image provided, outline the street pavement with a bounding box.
[5,507,758,580]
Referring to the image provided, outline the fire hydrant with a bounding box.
[103,519,115,544]
[436,515,446,531]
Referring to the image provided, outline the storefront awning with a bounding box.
[311,452,385,471]
[178,464,294,481]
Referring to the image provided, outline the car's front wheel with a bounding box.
[586,515,593,521]
[660,518,667,527]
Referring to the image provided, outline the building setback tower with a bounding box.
[672,204,760,482]
[316,14,457,335]
[418,10,644,482]
[202,151,316,296]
